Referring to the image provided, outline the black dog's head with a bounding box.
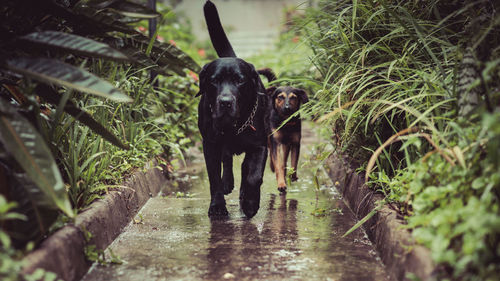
[267,86,308,117]
[197,57,265,133]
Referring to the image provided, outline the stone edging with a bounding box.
[22,160,168,281]
[326,153,436,281]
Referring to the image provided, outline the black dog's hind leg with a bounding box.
[203,140,228,217]
[240,146,267,218]
[222,149,234,195]
[268,136,275,173]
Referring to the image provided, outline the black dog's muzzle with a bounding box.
[216,94,237,117]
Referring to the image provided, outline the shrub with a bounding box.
[297,0,500,279]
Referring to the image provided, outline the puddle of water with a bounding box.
[82,126,389,281]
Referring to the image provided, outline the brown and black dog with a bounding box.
[259,69,308,193]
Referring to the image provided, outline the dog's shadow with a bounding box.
[205,193,298,279]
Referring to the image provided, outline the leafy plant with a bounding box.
[294,0,500,279]
[0,0,199,248]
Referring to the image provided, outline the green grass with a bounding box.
[291,0,500,279]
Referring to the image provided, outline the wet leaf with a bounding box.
[5,57,133,103]
[20,31,130,62]
[0,99,74,217]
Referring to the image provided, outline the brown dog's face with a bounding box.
[268,86,308,117]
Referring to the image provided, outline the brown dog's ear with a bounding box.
[195,64,209,97]
[295,89,309,103]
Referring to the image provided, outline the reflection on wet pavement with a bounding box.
[82,127,389,281]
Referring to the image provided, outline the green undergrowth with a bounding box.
[288,0,500,280]
[56,64,200,210]
[0,1,201,280]
[376,113,500,280]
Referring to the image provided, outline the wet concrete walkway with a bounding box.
[82,126,389,281]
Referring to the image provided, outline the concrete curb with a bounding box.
[326,153,436,281]
[22,160,168,281]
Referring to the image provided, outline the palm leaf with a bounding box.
[5,57,133,103]
[0,99,74,218]
[20,31,130,62]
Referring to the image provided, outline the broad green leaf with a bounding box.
[0,195,17,214]
[109,1,160,18]
[5,57,133,103]
[0,100,74,217]
[0,231,11,248]
[20,31,130,62]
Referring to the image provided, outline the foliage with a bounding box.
[0,195,57,281]
[0,0,199,275]
[0,195,26,281]
[378,112,500,280]
[295,0,500,279]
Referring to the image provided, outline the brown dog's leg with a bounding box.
[290,133,301,182]
[283,143,291,179]
[290,142,300,182]
[276,143,288,193]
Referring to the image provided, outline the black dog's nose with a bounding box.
[219,96,233,109]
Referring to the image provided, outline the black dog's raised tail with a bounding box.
[204,0,236,58]
[257,68,277,83]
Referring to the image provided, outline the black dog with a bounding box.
[197,1,270,218]
[258,69,308,192]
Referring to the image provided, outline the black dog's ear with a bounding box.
[250,64,266,96]
[266,86,277,97]
[295,89,309,103]
[195,64,209,97]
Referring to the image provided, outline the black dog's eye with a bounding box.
[236,77,246,86]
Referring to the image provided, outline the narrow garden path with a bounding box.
[82,125,389,281]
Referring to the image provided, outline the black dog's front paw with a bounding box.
[208,202,228,217]
[240,199,259,218]
[222,177,234,195]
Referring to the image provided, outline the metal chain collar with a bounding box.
[236,97,259,135]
